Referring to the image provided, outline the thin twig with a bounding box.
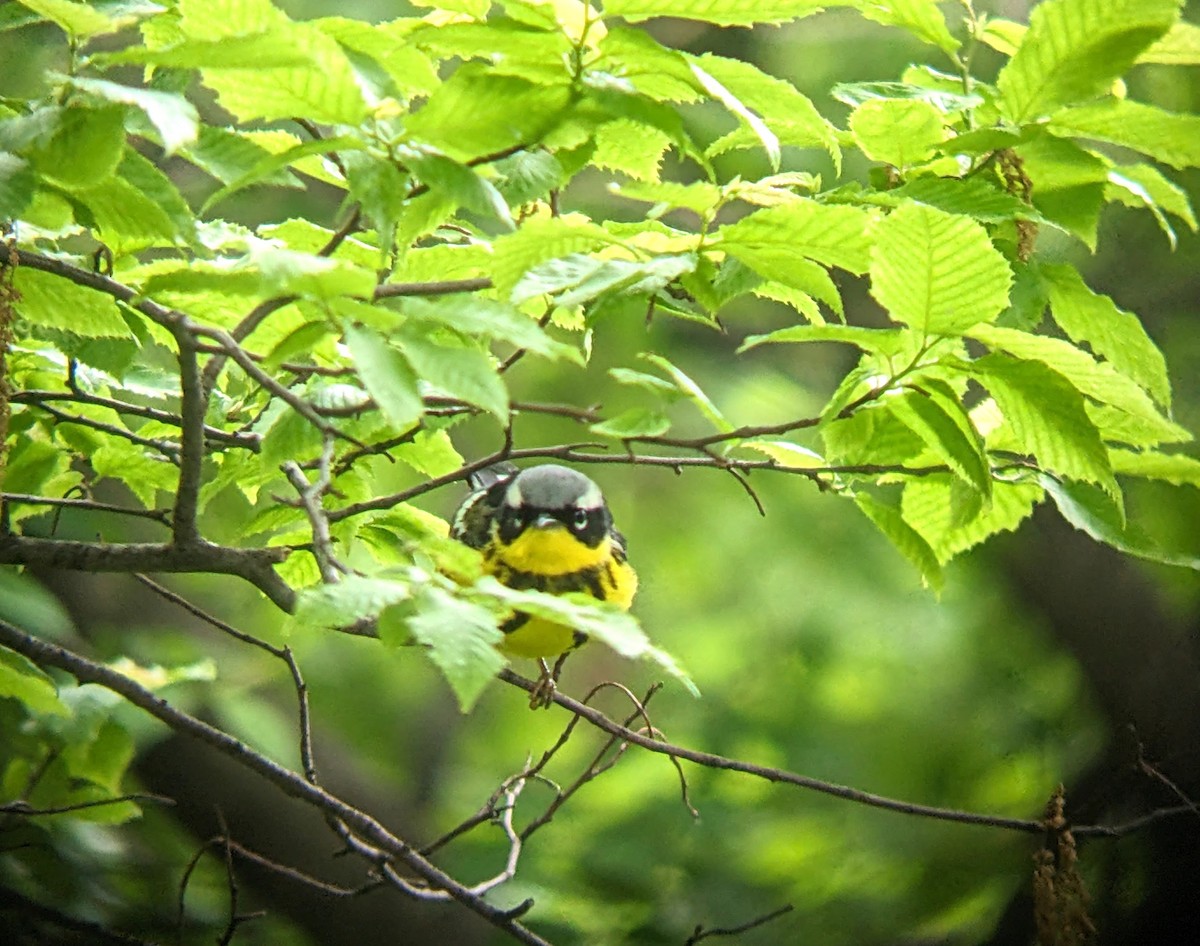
[685,904,795,945]
[1,492,172,525]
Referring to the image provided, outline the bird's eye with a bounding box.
[572,508,589,529]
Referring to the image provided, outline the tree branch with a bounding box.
[0,618,554,946]
[0,535,296,612]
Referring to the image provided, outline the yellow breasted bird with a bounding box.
[451,463,637,704]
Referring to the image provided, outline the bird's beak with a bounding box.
[533,513,563,530]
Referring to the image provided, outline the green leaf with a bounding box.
[491,217,616,297]
[343,323,424,431]
[640,353,731,433]
[1047,98,1200,171]
[1109,449,1200,487]
[17,0,119,37]
[405,587,504,713]
[738,439,826,468]
[28,105,125,189]
[62,76,199,155]
[869,202,1012,334]
[404,66,572,162]
[477,578,699,695]
[1041,263,1170,408]
[198,24,369,125]
[902,476,1044,563]
[832,80,982,114]
[590,407,672,439]
[0,152,34,219]
[688,58,778,168]
[1041,475,1200,570]
[889,386,991,495]
[0,646,70,717]
[1105,163,1197,247]
[849,98,945,168]
[178,125,301,187]
[996,0,1180,122]
[1138,20,1200,64]
[854,493,944,592]
[252,246,376,301]
[969,324,1186,446]
[593,119,672,181]
[892,176,1043,224]
[848,0,960,54]
[397,324,509,422]
[13,268,130,338]
[397,144,513,227]
[739,324,906,356]
[971,353,1116,496]
[511,253,695,307]
[401,297,582,364]
[718,199,875,274]
[203,134,362,212]
[0,571,74,642]
[293,575,412,627]
[601,0,825,26]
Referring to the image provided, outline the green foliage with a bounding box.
[1,0,1199,941]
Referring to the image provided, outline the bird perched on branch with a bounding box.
[451,462,637,706]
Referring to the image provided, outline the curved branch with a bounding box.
[0,535,296,612]
[0,619,553,946]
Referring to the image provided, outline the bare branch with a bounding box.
[0,619,554,946]
[0,793,175,816]
[1,492,172,525]
[685,904,795,945]
[0,535,296,612]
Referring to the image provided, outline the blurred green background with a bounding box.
[3,2,1199,944]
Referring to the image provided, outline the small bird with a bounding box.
[451,462,637,705]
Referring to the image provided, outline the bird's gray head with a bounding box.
[504,464,604,512]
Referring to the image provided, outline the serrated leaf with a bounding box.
[971,353,1116,495]
[902,476,1043,562]
[832,80,982,113]
[293,575,412,627]
[253,247,376,301]
[1048,98,1200,170]
[343,323,423,431]
[1109,449,1200,486]
[203,134,361,212]
[1041,263,1170,408]
[870,202,1012,334]
[718,199,875,274]
[691,53,838,166]
[739,324,907,355]
[969,324,1186,446]
[889,387,990,495]
[398,144,513,227]
[198,24,368,125]
[491,217,616,297]
[401,297,582,364]
[477,578,698,695]
[28,105,125,189]
[396,325,509,422]
[13,268,130,337]
[849,98,945,168]
[405,587,504,713]
[1042,475,1200,570]
[1138,20,1200,64]
[849,0,960,54]
[688,59,779,168]
[63,76,198,154]
[601,0,825,26]
[511,253,694,307]
[17,0,118,36]
[641,352,731,433]
[892,175,1042,223]
[854,493,944,592]
[590,407,672,439]
[996,0,1180,122]
[404,66,573,162]
[1105,164,1197,247]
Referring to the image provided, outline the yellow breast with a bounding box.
[486,527,638,658]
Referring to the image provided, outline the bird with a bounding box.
[451,462,637,706]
